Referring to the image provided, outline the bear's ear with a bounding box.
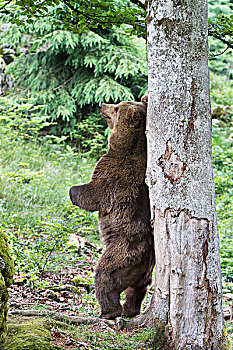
[141,95,148,106]
[126,107,140,127]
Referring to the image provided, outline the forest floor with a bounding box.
[7,234,233,349]
[7,235,155,350]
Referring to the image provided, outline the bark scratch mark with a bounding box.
[190,78,197,130]
[157,139,186,184]
[184,78,198,151]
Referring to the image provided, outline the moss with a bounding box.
[71,276,92,293]
[147,319,171,350]
[0,230,15,348]
[0,231,15,287]
[220,324,231,350]
[71,276,90,288]
[46,285,79,294]
[6,318,61,350]
[0,274,8,347]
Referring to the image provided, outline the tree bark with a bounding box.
[145,0,229,348]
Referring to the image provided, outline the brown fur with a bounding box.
[69,95,155,319]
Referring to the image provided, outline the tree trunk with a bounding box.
[145,0,229,348]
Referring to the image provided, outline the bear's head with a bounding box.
[100,95,148,151]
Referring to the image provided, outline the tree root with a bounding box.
[8,309,149,330]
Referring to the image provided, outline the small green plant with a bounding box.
[213,123,233,293]
[72,113,110,156]
[0,96,54,140]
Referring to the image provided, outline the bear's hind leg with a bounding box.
[95,270,122,320]
[122,286,147,318]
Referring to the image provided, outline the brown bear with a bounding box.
[69,95,155,319]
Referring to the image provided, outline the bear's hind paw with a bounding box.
[99,310,122,320]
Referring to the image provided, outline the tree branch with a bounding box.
[53,76,73,91]
[62,0,137,26]
[210,31,233,50]
[0,0,12,11]
[8,309,147,330]
[130,0,146,10]
[63,0,113,21]
[209,44,231,60]
[9,309,105,325]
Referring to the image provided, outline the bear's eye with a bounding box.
[114,107,118,113]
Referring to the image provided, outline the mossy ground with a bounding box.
[6,317,60,350]
[5,315,154,350]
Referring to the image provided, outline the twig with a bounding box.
[209,44,231,60]
[63,0,133,25]
[210,33,233,51]
[53,77,73,91]
[41,244,56,280]
[20,0,54,18]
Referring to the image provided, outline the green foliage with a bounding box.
[210,71,233,107]
[0,6,147,145]
[0,0,146,36]
[213,124,233,293]
[2,0,233,46]
[208,0,233,78]
[209,12,233,48]
[0,96,54,140]
[73,113,110,156]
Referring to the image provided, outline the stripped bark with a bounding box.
[145,0,229,348]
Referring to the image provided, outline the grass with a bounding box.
[0,112,101,285]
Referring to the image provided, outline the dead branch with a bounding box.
[9,309,101,325]
[8,309,147,330]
